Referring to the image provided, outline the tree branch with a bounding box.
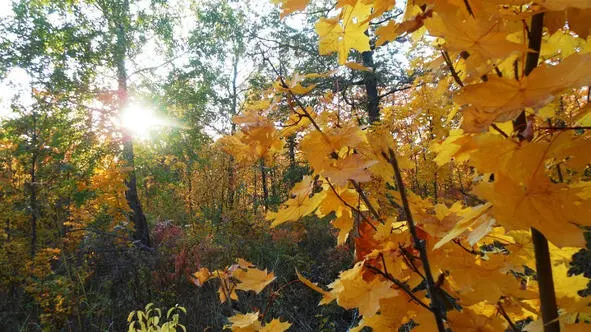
[383,149,447,331]
[441,50,464,88]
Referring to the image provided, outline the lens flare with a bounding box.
[120,105,163,139]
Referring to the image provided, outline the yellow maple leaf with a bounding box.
[316,186,358,218]
[375,6,431,47]
[351,295,423,332]
[361,0,397,22]
[504,230,534,264]
[473,173,591,247]
[316,186,362,245]
[316,1,372,64]
[431,129,471,166]
[455,52,591,124]
[296,270,335,305]
[227,312,261,332]
[425,12,526,61]
[274,72,317,95]
[332,214,355,245]
[447,302,507,331]
[300,125,366,172]
[328,262,398,317]
[220,110,284,164]
[191,267,211,286]
[272,0,310,18]
[322,154,377,187]
[266,190,327,228]
[553,264,591,316]
[233,266,276,294]
[541,30,583,59]
[259,319,291,332]
[344,61,372,71]
[279,109,313,137]
[433,203,493,249]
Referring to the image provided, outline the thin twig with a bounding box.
[128,50,189,77]
[497,301,519,332]
[350,180,384,224]
[378,84,415,99]
[262,55,324,134]
[441,50,464,88]
[400,245,427,281]
[326,178,377,231]
[453,239,484,257]
[539,126,591,131]
[463,0,475,17]
[366,264,432,311]
[459,189,487,205]
[261,280,299,321]
[491,124,509,138]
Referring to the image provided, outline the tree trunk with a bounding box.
[228,55,239,207]
[287,134,296,169]
[115,21,150,248]
[29,112,39,257]
[362,50,379,123]
[260,159,268,210]
[186,163,194,217]
[4,218,9,243]
[253,164,258,213]
[29,152,38,257]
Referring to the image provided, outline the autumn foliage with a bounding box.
[2,0,591,331]
[218,0,591,331]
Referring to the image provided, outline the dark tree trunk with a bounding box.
[228,56,239,207]
[29,152,38,257]
[260,159,268,210]
[253,164,258,213]
[362,50,379,123]
[115,21,150,248]
[287,134,296,169]
[186,163,194,217]
[433,177,438,203]
[29,112,39,257]
[271,166,278,199]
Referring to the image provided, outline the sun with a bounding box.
[120,104,163,139]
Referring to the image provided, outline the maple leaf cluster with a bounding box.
[192,258,290,331]
[213,0,591,330]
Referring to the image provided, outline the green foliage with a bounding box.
[127,303,187,332]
